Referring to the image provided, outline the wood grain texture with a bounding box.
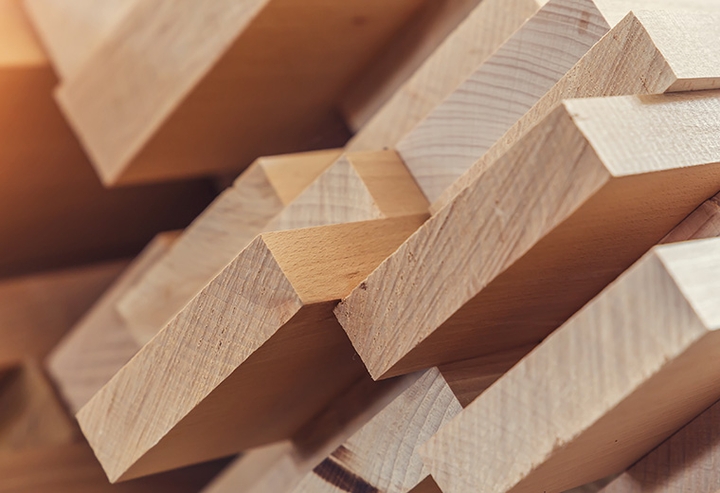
[78,216,427,482]
[0,260,125,366]
[339,0,482,132]
[421,237,720,493]
[48,232,178,413]
[337,91,720,380]
[431,8,720,211]
[0,0,215,278]
[0,441,227,493]
[203,375,417,493]
[22,0,137,78]
[397,0,610,202]
[347,0,546,152]
[0,360,76,452]
[116,149,340,345]
[56,0,427,185]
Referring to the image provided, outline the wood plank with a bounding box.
[420,236,720,493]
[337,90,720,380]
[0,0,215,278]
[116,149,427,345]
[0,260,125,366]
[48,232,179,413]
[78,215,428,482]
[433,7,720,211]
[55,0,428,185]
[0,441,227,493]
[22,0,137,78]
[115,149,341,345]
[0,360,76,452]
[347,0,547,151]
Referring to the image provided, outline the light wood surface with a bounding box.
[433,8,720,211]
[397,0,611,202]
[0,0,214,278]
[56,0,428,185]
[0,441,227,493]
[347,0,546,152]
[116,149,341,345]
[338,91,720,380]
[22,0,137,78]
[78,216,427,482]
[48,232,178,413]
[421,237,720,493]
[0,260,125,366]
[0,360,76,452]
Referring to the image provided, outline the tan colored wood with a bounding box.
[338,90,720,380]
[398,0,611,202]
[0,0,214,278]
[116,149,340,345]
[0,260,125,366]
[433,8,720,211]
[48,232,179,413]
[78,215,427,482]
[0,360,76,452]
[0,441,227,493]
[22,0,138,78]
[203,375,417,493]
[663,194,720,244]
[339,0,483,132]
[347,0,547,152]
[56,0,430,185]
[117,149,427,345]
[421,237,720,493]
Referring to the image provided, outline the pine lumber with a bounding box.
[0,360,76,452]
[22,0,137,78]
[433,7,720,211]
[347,0,547,152]
[77,215,428,482]
[117,149,427,345]
[0,0,214,277]
[116,149,341,345]
[0,260,125,366]
[203,375,417,493]
[421,236,720,493]
[338,90,720,380]
[55,0,429,185]
[48,232,179,413]
[0,441,227,493]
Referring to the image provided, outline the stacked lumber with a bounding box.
[5,0,720,491]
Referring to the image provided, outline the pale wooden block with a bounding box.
[421,237,720,492]
[338,91,720,380]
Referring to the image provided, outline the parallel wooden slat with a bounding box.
[56,0,429,185]
[338,90,720,380]
[421,236,720,493]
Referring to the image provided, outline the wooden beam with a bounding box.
[22,0,137,79]
[0,260,125,366]
[55,0,431,185]
[0,441,227,493]
[78,215,427,482]
[116,149,427,345]
[0,360,76,452]
[433,7,720,211]
[337,90,720,380]
[0,0,215,278]
[115,149,341,345]
[48,232,178,413]
[420,236,720,493]
[347,0,547,152]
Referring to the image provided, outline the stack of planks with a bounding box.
[3,0,720,491]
